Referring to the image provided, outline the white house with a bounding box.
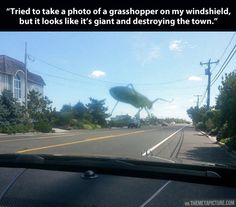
[0,55,45,103]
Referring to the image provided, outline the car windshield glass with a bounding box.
[0,31,236,169]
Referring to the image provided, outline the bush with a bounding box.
[34,121,52,133]
[220,122,230,139]
[82,124,94,130]
[95,124,101,129]
[0,123,32,134]
[54,112,73,127]
[70,119,78,127]
[196,122,206,131]
[15,123,33,133]
[220,137,236,151]
[0,124,15,134]
[208,128,218,136]
[205,118,214,132]
[82,123,101,130]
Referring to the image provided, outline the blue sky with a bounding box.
[0,32,235,120]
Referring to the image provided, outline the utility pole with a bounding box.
[200,59,219,109]
[194,95,202,108]
[24,42,28,110]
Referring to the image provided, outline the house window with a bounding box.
[14,75,21,99]
[4,74,12,91]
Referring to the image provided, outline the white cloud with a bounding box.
[169,40,197,54]
[143,46,160,65]
[132,36,161,65]
[169,40,183,52]
[188,76,203,81]
[90,70,106,78]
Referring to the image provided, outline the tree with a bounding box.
[86,98,109,127]
[60,104,72,112]
[0,90,24,123]
[187,106,208,125]
[216,71,236,137]
[0,90,25,133]
[27,90,54,132]
[73,101,90,121]
[186,105,218,131]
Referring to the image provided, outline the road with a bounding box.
[0,125,235,165]
[0,125,236,207]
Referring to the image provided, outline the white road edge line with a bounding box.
[142,126,185,156]
[139,181,171,207]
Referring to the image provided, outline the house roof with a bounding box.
[0,55,46,86]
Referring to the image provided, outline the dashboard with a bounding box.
[0,166,236,207]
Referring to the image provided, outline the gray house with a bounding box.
[0,55,45,103]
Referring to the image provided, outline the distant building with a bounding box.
[111,114,132,121]
[0,55,45,103]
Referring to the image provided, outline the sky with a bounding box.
[0,32,235,120]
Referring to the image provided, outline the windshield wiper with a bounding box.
[0,153,235,187]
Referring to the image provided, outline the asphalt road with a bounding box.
[0,125,180,156]
[0,125,236,207]
[0,125,235,165]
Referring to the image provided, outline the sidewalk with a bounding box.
[176,126,236,165]
[199,130,236,158]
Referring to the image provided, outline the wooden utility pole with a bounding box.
[194,95,202,108]
[24,42,28,110]
[200,59,219,109]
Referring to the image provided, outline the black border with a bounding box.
[0,0,235,31]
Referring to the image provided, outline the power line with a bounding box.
[211,32,236,73]
[211,43,236,83]
[29,54,203,87]
[211,45,236,86]
[33,69,205,91]
[199,89,207,106]
[194,95,202,108]
[198,35,236,107]
[29,54,126,85]
[31,69,109,88]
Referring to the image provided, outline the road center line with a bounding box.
[17,130,145,154]
[142,126,185,156]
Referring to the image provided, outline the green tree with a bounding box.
[86,98,109,127]
[73,101,91,121]
[60,104,72,112]
[216,71,236,137]
[203,109,221,131]
[187,106,208,126]
[27,90,54,132]
[0,90,26,133]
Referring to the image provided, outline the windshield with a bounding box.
[0,32,236,169]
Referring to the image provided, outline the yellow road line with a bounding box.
[0,128,148,143]
[17,130,145,153]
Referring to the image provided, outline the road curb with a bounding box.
[199,130,236,159]
[199,130,216,143]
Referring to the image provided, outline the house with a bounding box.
[0,55,45,103]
